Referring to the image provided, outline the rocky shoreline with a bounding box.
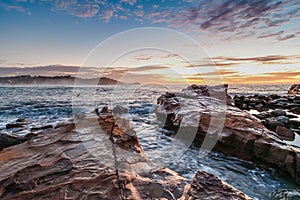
[0,108,252,199]
[0,84,300,199]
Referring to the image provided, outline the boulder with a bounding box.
[156,87,300,185]
[271,109,286,117]
[276,126,295,141]
[288,84,300,94]
[0,108,252,199]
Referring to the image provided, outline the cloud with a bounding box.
[120,0,137,6]
[258,31,285,39]
[135,55,153,61]
[101,10,114,21]
[229,71,300,84]
[0,3,30,15]
[0,65,100,77]
[276,34,297,41]
[145,0,300,41]
[212,55,300,64]
[161,53,179,59]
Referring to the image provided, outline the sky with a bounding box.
[0,0,300,84]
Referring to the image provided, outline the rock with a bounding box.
[16,118,26,123]
[182,84,234,105]
[263,118,285,132]
[254,112,271,120]
[182,171,253,200]
[30,124,53,131]
[269,189,300,200]
[0,108,252,200]
[276,126,295,141]
[288,84,300,94]
[5,123,24,129]
[289,119,300,129]
[0,133,29,150]
[290,107,300,115]
[112,105,128,114]
[156,86,300,185]
[286,114,298,119]
[276,116,290,124]
[271,109,286,117]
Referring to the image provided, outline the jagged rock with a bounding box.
[288,84,300,94]
[156,87,300,185]
[269,189,300,200]
[182,171,253,200]
[0,108,252,199]
[276,126,295,141]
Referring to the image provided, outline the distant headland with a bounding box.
[0,75,139,86]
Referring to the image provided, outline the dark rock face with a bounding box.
[269,189,300,200]
[156,87,300,185]
[183,171,253,200]
[288,84,300,94]
[0,109,252,199]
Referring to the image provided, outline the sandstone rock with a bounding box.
[182,171,253,200]
[276,126,295,141]
[0,108,252,199]
[288,84,300,94]
[156,87,300,185]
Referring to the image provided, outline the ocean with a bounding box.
[0,84,298,199]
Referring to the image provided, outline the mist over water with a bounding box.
[0,84,298,199]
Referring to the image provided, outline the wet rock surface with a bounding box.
[183,171,253,200]
[156,86,300,185]
[0,108,252,200]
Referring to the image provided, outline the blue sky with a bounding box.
[0,0,300,84]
